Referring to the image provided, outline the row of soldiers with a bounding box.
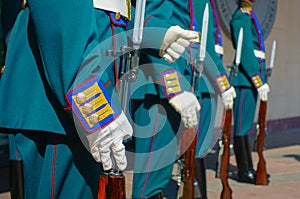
[0,0,270,198]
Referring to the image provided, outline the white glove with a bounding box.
[86,111,132,171]
[160,26,199,64]
[257,83,270,101]
[221,87,236,110]
[169,91,201,128]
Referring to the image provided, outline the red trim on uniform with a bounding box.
[143,16,153,26]
[140,113,160,199]
[63,106,71,111]
[108,13,128,27]
[66,76,98,98]
[188,0,196,69]
[110,24,119,91]
[103,80,111,88]
[51,135,57,199]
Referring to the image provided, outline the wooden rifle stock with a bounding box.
[255,101,268,185]
[98,170,126,199]
[219,109,233,199]
[179,128,197,199]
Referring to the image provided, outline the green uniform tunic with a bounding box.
[230,3,267,136]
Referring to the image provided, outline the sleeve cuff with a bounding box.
[161,69,183,98]
[251,74,264,88]
[66,76,120,133]
[215,74,231,93]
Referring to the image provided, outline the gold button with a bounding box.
[115,12,121,20]
[82,103,93,115]
[89,114,99,125]
[1,66,5,74]
[76,92,86,104]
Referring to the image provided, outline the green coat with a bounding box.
[0,0,169,135]
[193,0,229,95]
[230,6,267,88]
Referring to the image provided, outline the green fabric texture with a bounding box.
[230,7,267,87]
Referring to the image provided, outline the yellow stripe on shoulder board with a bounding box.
[216,74,230,93]
[251,74,263,88]
[66,76,119,133]
[162,69,183,98]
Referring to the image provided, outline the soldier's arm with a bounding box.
[231,13,265,87]
[28,0,132,170]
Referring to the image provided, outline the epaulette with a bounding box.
[66,76,119,133]
[240,7,251,15]
[161,69,183,98]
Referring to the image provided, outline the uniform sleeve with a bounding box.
[28,0,121,133]
[231,12,264,88]
[202,3,231,94]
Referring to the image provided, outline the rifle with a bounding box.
[219,109,233,199]
[217,27,243,199]
[255,101,268,185]
[98,170,126,199]
[255,40,276,185]
[177,128,197,199]
[98,1,146,198]
[177,3,209,199]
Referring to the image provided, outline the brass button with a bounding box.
[115,12,121,20]
[82,103,93,115]
[76,92,86,104]
[89,114,99,125]
[1,66,5,74]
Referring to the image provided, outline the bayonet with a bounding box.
[191,3,209,90]
[132,0,146,49]
[267,40,276,77]
[231,28,243,77]
[100,1,146,198]
[199,3,209,62]
[235,28,243,66]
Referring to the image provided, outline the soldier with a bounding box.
[192,1,237,198]
[131,0,236,198]
[230,0,270,183]
[0,0,198,198]
[130,32,201,198]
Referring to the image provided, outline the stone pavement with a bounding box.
[1,128,299,199]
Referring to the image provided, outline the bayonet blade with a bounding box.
[132,0,146,49]
[270,40,276,69]
[199,3,209,62]
[235,28,243,66]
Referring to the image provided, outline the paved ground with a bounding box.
[1,127,299,198]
